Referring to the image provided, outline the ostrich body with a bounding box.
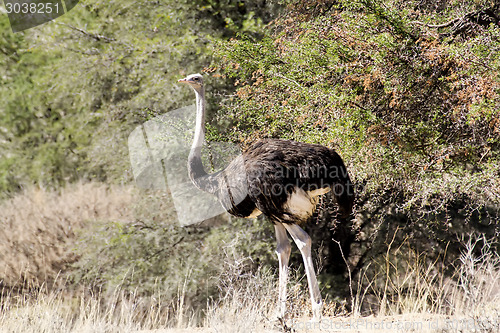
[178,73,354,320]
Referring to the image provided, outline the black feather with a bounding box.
[201,139,354,223]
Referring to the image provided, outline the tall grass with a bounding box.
[204,240,279,332]
[0,283,171,333]
[2,240,497,332]
[0,183,498,332]
[0,182,135,290]
[351,236,499,331]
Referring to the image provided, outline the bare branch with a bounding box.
[411,18,460,29]
[56,22,116,43]
[411,5,500,30]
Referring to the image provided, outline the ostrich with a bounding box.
[178,73,354,320]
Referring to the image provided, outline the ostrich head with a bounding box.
[178,73,204,93]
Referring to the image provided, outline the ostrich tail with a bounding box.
[333,180,355,219]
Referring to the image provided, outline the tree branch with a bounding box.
[411,4,500,30]
[411,17,461,29]
[56,22,116,43]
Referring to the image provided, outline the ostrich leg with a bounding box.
[274,222,291,319]
[283,223,322,321]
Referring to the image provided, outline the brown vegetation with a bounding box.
[0,180,497,332]
[0,182,134,290]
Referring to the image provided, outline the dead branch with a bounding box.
[56,22,116,43]
[411,4,500,32]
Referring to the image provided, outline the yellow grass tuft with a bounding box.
[0,284,172,333]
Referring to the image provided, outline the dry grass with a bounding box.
[0,183,498,332]
[203,243,279,333]
[0,283,170,333]
[0,182,135,290]
[0,244,498,333]
[347,236,500,332]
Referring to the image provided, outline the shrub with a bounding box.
[210,0,500,303]
[71,188,277,324]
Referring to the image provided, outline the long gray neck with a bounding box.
[187,87,214,192]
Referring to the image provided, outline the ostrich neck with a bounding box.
[188,88,212,191]
[192,89,206,155]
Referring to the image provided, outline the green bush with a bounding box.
[211,0,500,304]
[0,0,281,195]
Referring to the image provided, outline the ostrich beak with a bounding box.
[178,78,187,83]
